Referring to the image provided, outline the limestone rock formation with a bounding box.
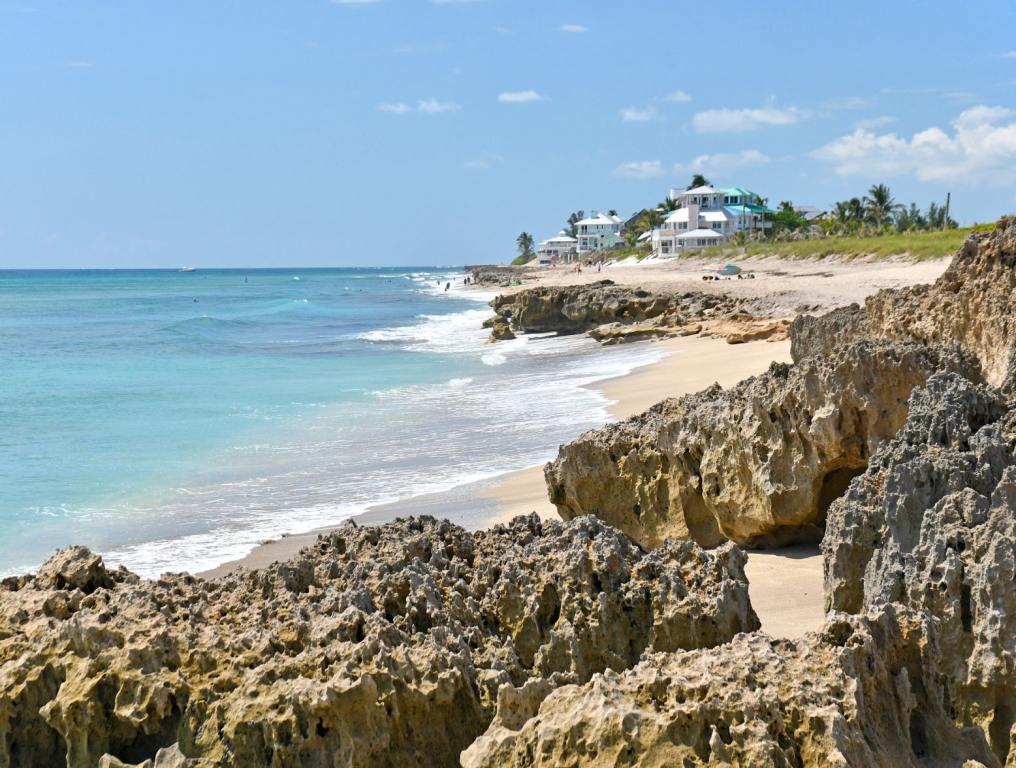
[486,282,782,344]
[547,341,980,549]
[467,265,535,288]
[789,302,867,363]
[791,217,1016,387]
[462,608,997,768]
[488,318,515,341]
[823,373,1016,763]
[0,515,756,768]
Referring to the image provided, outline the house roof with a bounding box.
[678,228,725,239]
[722,187,760,199]
[725,204,774,216]
[680,185,721,196]
[664,208,735,223]
[794,205,826,221]
[575,213,621,226]
[541,234,577,244]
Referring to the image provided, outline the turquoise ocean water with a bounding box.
[0,268,662,577]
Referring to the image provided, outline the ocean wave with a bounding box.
[358,308,490,354]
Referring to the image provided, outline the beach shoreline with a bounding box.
[196,255,952,638]
[200,331,829,638]
[200,333,792,575]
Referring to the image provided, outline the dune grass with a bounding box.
[703,226,986,262]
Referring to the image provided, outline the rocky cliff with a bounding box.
[823,372,1016,763]
[464,371,1016,768]
[0,515,756,768]
[546,341,980,549]
[791,217,1016,387]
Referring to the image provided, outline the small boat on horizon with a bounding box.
[179,266,197,273]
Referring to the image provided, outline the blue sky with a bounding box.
[2,0,1015,268]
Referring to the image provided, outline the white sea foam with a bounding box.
[359,308,491,354]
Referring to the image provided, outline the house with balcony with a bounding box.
[651,186,737,256]
[536,231,578,264]
[574,212,623,254]
[651,184,773,255]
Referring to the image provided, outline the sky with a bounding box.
[1,0,1016,268]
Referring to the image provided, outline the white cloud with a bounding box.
[560,23,588,33]
[664,89,691,103]
[676,149,770,177]
[498,90,544,103]
[620,105,656,122]
[1002,51,1016,59]
[378,99,461,114]
[417,98,461,113]
[854,115,897,130]
[692,105,807,133]
[464,153,504,170]
[613,160,663,180]
[812,105,1016,185]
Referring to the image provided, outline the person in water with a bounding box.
[445,282,450,291]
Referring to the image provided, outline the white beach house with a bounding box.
[574,212,623,254]
[651,185,773,256]
[536,231,578,264]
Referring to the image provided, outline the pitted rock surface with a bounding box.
[486,282,784,344]
[546,341,980,548]
[462,608,997,768]
[0,515,756,768]
[791,217,1016,387]
[824,372,1016,762]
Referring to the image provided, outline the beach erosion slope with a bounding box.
[6,223,1016,766]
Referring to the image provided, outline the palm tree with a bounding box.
[516,232,534,260]
[640,209,663,232]
[686,174,710,190]
[607,209,618,217]
[658,197,679,213]
[566,211,585,237]
[778,200,795,214]
[864,184,900,227]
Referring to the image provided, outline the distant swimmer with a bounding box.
[445,282,450,292]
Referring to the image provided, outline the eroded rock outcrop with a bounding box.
[487,282,786,345]
[462,608,997,767]
[823,373,1016,763]
[792,218,1016,387]
[0,515,756,768]
[547,341,980,549]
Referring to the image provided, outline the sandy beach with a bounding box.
[492,252,951,316]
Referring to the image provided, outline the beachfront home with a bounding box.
[536,231,578,264]
[574,212,623,254]
[651,184,773,256]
